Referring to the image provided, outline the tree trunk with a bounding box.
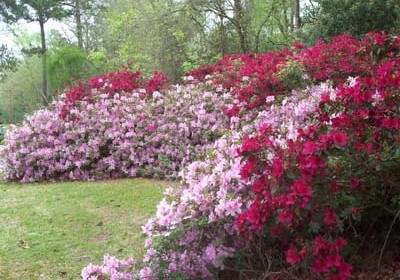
[292,0,301,29]
[75,0,83,50]
[219,15,226,55]
[39,20,48,107]
[233,0,248,53]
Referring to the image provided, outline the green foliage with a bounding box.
[0,44,18,80]
[87,51,107,69]
[277,59,307,90]
[182,37,222,73]
[0,55,42,124]
[0,0,73,106]
[95,0,302,82]
[47,44,94,93]
[97,0,191,81]
[303,0,400,42]
[0,0,71,24]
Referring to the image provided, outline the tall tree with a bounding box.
[62,0,104,52]
[292,0,300,30]
[73,0,83,49]
[194,0,252,53]
[0,0,71,106]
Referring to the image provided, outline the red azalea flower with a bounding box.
[329,131,347,146]
[252,177,267,193]
[302,141,317,155]
[271,158,284,179]
[350,178,362,190]
[337,261,352,279]
[240,157,257,179]
[278,211,294,224]
[333,237,347,249]
[285,245,301,265]
[326,254,342,267]
[323,208,337,228]
[290,179,312,197]
[241,135,261,153]
[311,258,329,273]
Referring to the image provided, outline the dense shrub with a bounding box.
[235,72,400,279]
[0,74,231,182]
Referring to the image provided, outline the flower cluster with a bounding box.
[59,68,169,119]
[136,82,341,279]
[137,134,244,279]
[186,51,291,113]
[81,255,135,280]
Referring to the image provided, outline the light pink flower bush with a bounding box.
[136,82,334,279]
[0,110,65,182]
[139,134,244,279]
[1,83,231,182]
[80,82,335,280]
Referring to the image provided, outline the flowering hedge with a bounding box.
[1,32,399,280]
[80,32,400,280]
[0,74,231,182]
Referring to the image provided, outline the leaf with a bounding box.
[17,239,30,249]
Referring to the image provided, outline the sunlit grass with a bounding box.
[0,178,171,280]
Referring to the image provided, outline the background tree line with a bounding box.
[0,0,399,123]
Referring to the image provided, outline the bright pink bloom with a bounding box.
[323,208,337,228]
[290,180,312,197]
[329,131,347,146]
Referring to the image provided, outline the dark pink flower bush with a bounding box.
[59,68,169,119]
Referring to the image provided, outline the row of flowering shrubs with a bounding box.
[0,71,232,182]
[1,32,399,279]
[80,33,399,280]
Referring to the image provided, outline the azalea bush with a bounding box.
[235,73,400,279]
[0,72,231,182]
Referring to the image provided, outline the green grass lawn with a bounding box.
[0,178,170,280]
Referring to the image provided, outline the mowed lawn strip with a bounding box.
[0,178,171,280]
